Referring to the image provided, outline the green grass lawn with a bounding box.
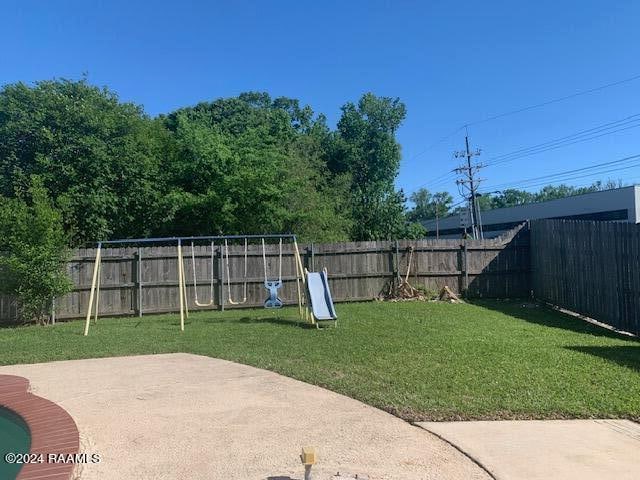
[1,300,638,421]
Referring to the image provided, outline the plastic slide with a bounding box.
[306,270,337,322]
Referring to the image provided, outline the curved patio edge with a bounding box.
[0,374,80,480]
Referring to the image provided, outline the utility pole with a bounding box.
[454,130,484,239]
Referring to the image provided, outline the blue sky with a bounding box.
[2,1,639,205]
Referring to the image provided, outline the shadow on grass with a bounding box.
[0,322,26,330]
[237,315,306,328]
[469,299,637,341]
[198,315,307,328]
[566,345,640,371]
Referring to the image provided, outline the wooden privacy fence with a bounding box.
[531,219,640,335]
[0,225,530,323]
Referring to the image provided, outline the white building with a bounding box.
[422,185,640,239]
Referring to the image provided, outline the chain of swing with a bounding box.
[189,237,283,309]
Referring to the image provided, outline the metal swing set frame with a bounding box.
[83,234,314,336]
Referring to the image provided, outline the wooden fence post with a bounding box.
[305,244,312,271]
[462,239,469,296]
[394,240,400,283]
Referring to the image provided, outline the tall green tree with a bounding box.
[0,79,164,243]
[160,93,351,241]
[333,93,417,240]
[0,80,427,243]
[0,177,72,323]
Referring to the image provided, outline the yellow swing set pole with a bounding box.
[83,243,102,336]
[94,258,101,324]
[177,240,185,332]
[292,239,312,325]
[293,244,303,320]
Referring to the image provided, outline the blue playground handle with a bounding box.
[264,280,283,309]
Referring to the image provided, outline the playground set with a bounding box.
[82,234,337,335]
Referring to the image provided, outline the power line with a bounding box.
[486,153,640,189]
[407,126,465,161]
[484,115,640,167]
[464,73,640,128]
[412,118,640,193]
[412,171,457,191]
[495,163,640,191]
[486,124,640,167]
[485,162,640,192]
[410,73,640,162]
[482,153,640,191]
[485,114,640,164]
[411,120,640,194]
[436,178,636,221]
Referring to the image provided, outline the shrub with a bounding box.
[0,177,72,324]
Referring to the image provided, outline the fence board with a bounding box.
[531,219,640,335]
[1,225,530,323]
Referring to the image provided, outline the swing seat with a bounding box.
[264,280,283,309]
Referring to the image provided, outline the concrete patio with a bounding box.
[0,353,488,480]
[417,419,640,480]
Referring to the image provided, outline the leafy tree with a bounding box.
[0,81,423,244]
[0,177,72,324]
[160,93,352,241]
[272,96,314,132]
[281,128,353,241]
[475,194,494,212]
[0,79,164,243]
[483,180,627,209]
[473,185,591,212]
[489,189,536,208]
[355,188,419,240]
[408,188,454,222]
[403,220,428,239]
[333,93,410,240]
[535,184,583,203]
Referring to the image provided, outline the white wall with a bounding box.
[423,185,640,233]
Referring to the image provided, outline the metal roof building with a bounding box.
[423,185,640,239]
